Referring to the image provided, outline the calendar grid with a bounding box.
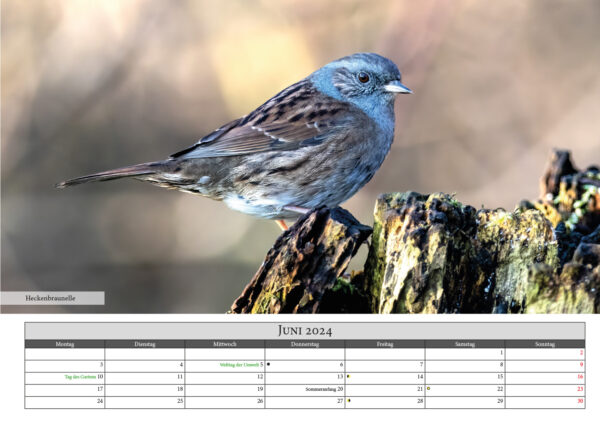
[23,322,585,410]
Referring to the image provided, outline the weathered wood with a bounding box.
[540,149,577,197]
[362,192,560,313]
[230,150,600,314]
[230,207,372,313]
[526,240,600,313]
[536,149,600,234]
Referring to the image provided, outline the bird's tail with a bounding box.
[55,161,162,189]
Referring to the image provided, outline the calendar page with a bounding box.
[3,1,600,426]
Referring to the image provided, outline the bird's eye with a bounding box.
[357,72,370,83]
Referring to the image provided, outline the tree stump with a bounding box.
[230,207,372,313]
[230,149,600,314]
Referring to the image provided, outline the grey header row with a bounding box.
[24,339,586,349]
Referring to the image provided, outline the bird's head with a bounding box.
[310,52,411,114]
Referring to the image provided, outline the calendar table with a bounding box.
[24,322,585,409]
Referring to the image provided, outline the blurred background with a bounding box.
[2,0,600,313]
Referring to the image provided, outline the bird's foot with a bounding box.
[275,219,289,231]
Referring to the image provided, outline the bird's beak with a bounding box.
[384,81,412,94]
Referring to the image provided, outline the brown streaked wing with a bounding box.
[170,117,244,158]
[170,83,362,159]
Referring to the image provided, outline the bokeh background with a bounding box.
[2,0,600,313]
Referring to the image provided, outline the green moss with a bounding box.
[449,198,464,209]
[332,276,357,294]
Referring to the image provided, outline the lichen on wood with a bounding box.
[476,208,559,313]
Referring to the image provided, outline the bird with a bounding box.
[56,52,412,231]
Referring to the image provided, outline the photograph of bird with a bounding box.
[56,52,411,231]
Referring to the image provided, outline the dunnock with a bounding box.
[57,53,411,230]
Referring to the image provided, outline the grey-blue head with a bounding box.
[309,53,411,117]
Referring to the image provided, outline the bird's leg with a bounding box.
[276,206,310,231]
[283,205,311,215]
